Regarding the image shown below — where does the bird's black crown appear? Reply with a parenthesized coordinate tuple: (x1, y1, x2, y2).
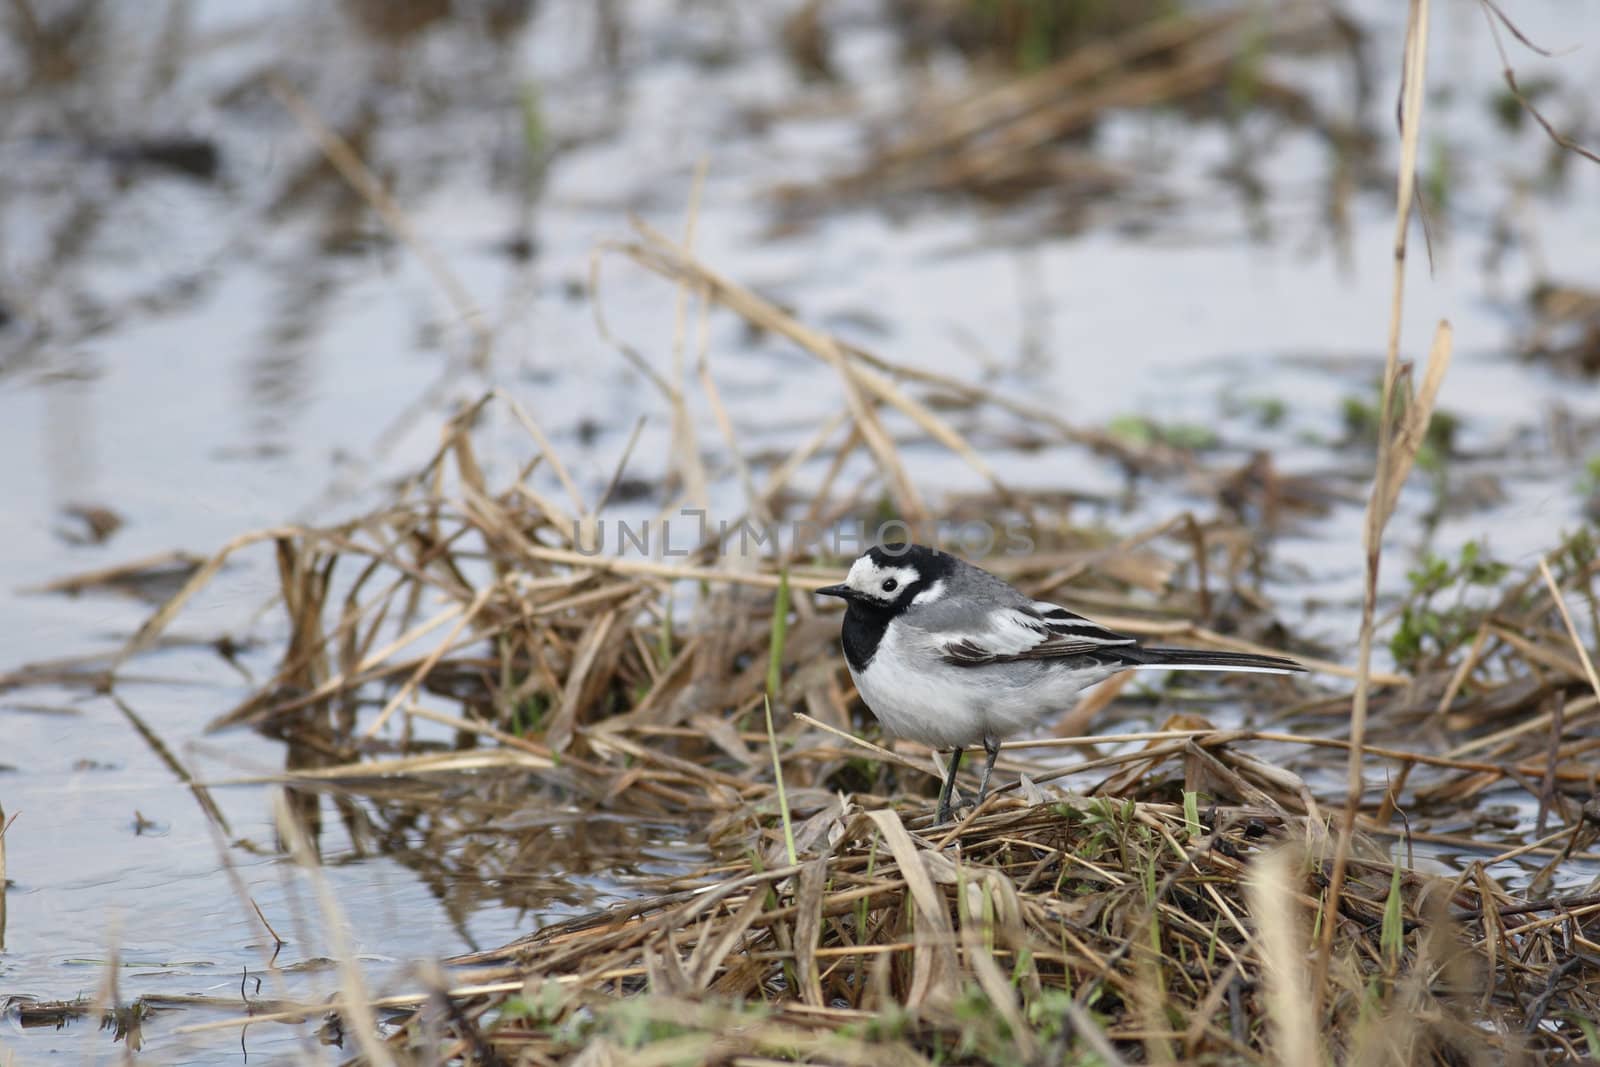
(863, 542, 957, 578)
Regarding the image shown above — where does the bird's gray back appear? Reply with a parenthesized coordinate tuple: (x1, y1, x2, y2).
(902, 556, 1031, 635)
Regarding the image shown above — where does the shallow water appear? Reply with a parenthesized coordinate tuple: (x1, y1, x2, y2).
(3, 0, 1599, 1059)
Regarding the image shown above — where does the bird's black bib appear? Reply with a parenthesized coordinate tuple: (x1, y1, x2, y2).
(840, 606, 891, 672)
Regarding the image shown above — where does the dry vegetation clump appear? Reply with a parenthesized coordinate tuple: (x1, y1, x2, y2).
(382, 776, 1600, 1065)
(778, 2, 1374, 224)
(1521, 281, 1600, 379)
(109, 220, 1334, 840)
(79, 223, 1600, 1064)
(883, 0, 1183, 70)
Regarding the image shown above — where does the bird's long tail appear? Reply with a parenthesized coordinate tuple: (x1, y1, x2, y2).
(1128, 647, 1304, 675)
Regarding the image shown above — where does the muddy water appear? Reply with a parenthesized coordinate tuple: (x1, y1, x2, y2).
(2, 0, 1599, 1059)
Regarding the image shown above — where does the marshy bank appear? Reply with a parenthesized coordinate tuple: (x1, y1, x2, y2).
(3, 0, 1600, 1062)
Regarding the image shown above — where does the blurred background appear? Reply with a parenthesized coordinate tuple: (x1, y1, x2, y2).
(2, 0, 1599, 1059)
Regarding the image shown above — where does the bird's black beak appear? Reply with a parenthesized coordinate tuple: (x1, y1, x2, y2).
(815, 583, 854, 602)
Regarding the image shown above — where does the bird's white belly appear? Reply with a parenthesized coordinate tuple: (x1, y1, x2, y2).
(848, 624, 1112, 749)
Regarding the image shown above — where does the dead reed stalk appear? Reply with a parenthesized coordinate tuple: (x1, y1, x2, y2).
(1317, 0, 1453, 998)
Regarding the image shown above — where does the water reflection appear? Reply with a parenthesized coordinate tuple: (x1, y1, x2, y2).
(270, 758, 705, 954)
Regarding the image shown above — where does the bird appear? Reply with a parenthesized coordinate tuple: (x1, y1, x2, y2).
(815, 543, 1304, 824)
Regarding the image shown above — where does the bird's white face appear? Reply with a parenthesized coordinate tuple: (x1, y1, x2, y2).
(841, 555, 922, 606)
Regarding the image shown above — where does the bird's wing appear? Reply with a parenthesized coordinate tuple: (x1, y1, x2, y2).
(938, 602, 1139, 666)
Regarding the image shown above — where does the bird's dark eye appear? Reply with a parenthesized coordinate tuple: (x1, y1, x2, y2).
(882, 578, 898, 592)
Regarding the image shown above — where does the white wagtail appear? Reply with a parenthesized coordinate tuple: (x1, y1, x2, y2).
(816, 543, 1304, 823)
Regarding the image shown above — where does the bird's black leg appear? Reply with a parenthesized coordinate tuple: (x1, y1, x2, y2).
(935, 747, 964, 824)
(976, 737, 1001, 807)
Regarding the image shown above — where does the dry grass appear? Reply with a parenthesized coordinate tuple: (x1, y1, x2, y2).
(11, 171, 1599, 1065)
(10, 2, 1600, 1063)
(777, 2, 1373, 229)
(9, 210, 1597, 1064)
(1318, 0, 1449, 999)
(54, 218, 1598, 1060)
(380, 794, 1590, 1064)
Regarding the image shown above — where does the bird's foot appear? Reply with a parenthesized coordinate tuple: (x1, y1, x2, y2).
(937, 792, 982, 827)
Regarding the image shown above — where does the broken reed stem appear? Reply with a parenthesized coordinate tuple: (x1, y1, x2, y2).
(515, 543, 820, 590)
(1317, 0, 1433, 1000)
(273, 791, 398, 1067)
(1537, 556, 1600, 707)
(766, 570, 799, 866)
